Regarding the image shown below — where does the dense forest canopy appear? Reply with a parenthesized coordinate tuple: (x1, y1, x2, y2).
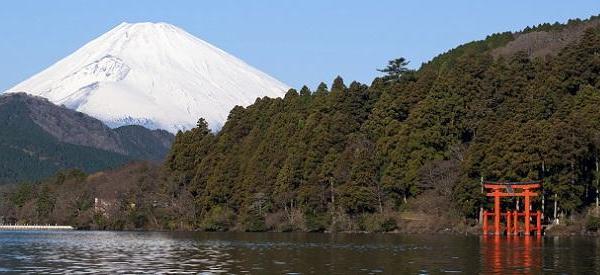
(161, 18, 600, 229)
(3, 16, 600, 232)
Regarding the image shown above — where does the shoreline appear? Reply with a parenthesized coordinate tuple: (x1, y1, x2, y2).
(1, 223, 597, 237)
(50, 225, 596, 237)
(0, 225, 74, 231)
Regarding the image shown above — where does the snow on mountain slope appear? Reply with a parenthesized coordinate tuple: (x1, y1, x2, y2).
(6, 22, 289, 132)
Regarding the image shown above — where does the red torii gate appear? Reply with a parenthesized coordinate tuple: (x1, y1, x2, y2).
(482, 180, 542, 236)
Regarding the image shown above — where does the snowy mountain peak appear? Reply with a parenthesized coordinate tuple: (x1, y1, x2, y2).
(6, 22, 289, 132)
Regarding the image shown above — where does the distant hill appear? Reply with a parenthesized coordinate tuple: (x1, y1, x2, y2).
(114, 125, 174, 160)
(0, 93, 174, 183)
(4, 15, 600, 233)
(423, 15, 600, 72)
(492, 16, 600, 58)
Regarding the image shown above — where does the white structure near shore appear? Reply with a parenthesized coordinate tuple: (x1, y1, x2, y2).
(0, 224, 74, 230)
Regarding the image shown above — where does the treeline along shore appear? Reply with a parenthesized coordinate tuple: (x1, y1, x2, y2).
(4, 16, 600, 234)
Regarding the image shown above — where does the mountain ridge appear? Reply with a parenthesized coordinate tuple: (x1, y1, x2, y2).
(7, 22, 289, 132)
(0, 93, 174, 183)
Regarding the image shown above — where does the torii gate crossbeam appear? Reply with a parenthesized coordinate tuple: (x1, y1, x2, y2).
(482, 181, 542, 236)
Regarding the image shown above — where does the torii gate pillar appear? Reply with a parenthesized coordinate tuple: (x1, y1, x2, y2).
(482, 181, 542, 236)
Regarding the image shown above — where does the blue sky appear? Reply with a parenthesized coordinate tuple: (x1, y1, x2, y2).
(0, 1, 599, 91)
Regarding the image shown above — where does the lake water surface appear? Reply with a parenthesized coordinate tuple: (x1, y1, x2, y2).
(0, 231, 598, 274)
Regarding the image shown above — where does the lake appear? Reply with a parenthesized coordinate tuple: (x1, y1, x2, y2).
(0, 231, 598, 274)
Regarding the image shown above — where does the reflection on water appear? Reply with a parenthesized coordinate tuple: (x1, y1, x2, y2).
(0, 231, 598, 274)
(480, 235, 600, 274)
(481, 235, 543, 274)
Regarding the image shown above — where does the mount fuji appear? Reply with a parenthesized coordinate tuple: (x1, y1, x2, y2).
(6, 22, 289, 132)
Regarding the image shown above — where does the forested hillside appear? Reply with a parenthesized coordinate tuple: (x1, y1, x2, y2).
(0, 95, 131, 183)
(162, 16, 600, 231)
(0, 93, 174, 183)
(4, 16, 600, 232)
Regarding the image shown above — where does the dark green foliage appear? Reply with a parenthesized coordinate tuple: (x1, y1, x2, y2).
(377, 57, 415, 83)
(586, 215, 600, 231)
(304, 212, 329, 232)
(360, 213, 397, 232)
(238, 211, 267, 232)
(0, 93, 174, 184)
(200, 205, 235, 231)
(160, 17, 600, 230)
(5, 16, 600, 232)
(0, 98, 132, 183)
(521, 15, 600, 34)
(114, 125, 174, 160)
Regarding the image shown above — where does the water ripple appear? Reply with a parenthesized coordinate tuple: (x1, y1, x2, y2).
(0, 231, 597, 274)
